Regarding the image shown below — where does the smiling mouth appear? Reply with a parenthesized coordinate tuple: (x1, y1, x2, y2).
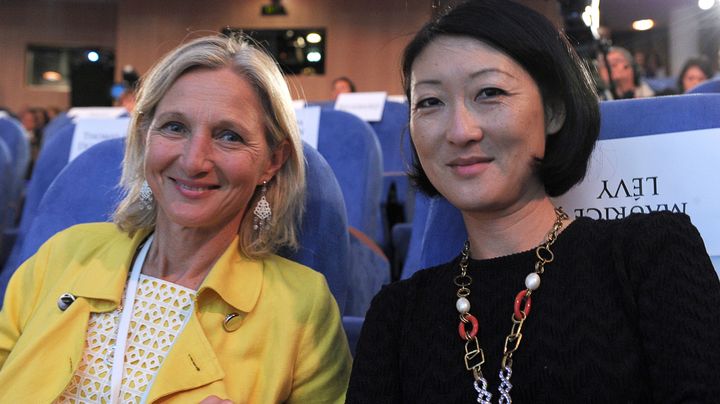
(448, 157, 494, 167)
(447, 157, 493, 176)
(171, 178, 221, 191)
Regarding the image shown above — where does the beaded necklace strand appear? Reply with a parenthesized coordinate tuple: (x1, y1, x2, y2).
(455, 207, 568, 403)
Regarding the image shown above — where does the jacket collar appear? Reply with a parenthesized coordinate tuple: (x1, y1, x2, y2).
(197, 236, 263, 313)
(68, 229, 152, 310)
(68, 229, 263, 314)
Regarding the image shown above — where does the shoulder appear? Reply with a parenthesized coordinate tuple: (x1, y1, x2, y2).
(38, 222, 133, 262)
(601, 212, 714, 284)
(261, 255, 336, 310)
(263, 254, 328, 288)
(46, 222, 128, 247)
(603, 211, 702, 246)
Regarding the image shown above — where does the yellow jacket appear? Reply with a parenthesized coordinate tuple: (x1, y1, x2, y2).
(0, 223, 351, 403)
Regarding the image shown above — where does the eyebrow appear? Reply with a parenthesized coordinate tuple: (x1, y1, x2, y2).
(413, 67, 517, 88)
(153, 111, 184, 122)
(153, 110, 251, 132)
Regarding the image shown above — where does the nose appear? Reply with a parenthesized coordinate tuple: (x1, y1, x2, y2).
(180, 132, 213, 176)
(446, 102, 483, 145)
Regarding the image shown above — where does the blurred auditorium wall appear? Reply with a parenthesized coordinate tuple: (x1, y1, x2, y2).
(1, 0, 559, 111)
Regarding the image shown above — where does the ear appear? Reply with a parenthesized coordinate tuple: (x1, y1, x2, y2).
(544, 100, 566, 135)
(260, 139, 291, 184)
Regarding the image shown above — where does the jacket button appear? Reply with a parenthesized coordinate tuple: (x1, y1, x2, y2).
(223, 313, 243, 332)
(57, 293, 76, 311)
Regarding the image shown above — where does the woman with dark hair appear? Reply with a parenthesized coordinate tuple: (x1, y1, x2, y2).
(347, 0, 720, 402)
(678, 56, 714, 93)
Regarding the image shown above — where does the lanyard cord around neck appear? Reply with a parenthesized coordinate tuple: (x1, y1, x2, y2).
(110, 233, 154, 404)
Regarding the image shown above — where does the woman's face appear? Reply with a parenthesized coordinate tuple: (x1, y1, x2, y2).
(409, 36, 562, 216)
(145, 66, 288, 232)
(682, 65, 708, 93)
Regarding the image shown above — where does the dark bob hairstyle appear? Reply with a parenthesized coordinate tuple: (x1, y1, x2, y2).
(402, 0, 601, 197)
(677, 56, 714, 93)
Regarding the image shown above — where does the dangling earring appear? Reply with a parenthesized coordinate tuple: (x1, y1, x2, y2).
(139, 180, 154, 210)
(253, 181, 272, 232)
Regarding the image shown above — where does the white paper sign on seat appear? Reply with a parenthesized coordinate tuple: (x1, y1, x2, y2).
(67, 107, 128, 120)
(295, 106, 321, 149)
(334, 92, 387, 122)
(69, 117, 130, 162)
(553, 128, 720, 256)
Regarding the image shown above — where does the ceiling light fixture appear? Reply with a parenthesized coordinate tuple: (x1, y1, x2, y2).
(698, 0, 715, 10)
(632, 19, 654, 31)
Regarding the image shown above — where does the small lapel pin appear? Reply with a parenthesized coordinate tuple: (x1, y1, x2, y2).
(57, 293, 77, 311)
(223, 312, 243, 332)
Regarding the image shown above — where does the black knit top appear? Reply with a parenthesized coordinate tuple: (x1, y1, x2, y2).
(347, 212, 720, 403)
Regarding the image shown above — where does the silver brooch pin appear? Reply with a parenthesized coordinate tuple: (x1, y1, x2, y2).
(57, 293, 77, 311)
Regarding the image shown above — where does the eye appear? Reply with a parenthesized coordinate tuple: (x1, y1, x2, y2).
(475, 87, 506, 100)
(414, 97, 444, 110)
(216, 130, 244, 143)
(158, 121, 186, 133)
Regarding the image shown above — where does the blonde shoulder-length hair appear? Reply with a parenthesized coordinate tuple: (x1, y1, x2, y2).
(113, 34, 305, 259)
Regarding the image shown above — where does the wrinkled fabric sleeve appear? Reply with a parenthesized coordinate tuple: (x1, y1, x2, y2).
(620, 212, 720, 402)
(287, 275, 352, 403)
(0, 239, 52, 368)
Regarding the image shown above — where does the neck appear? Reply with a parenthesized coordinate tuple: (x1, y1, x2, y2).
(143, 218, 240, 289)
(461, 197, 568, 260)
(614, 80, 635, 97)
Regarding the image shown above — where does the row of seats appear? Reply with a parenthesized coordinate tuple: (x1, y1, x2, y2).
(0, 115, 31, 265)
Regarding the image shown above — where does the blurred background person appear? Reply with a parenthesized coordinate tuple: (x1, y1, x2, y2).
(331, 76, 356, 100)
(677, 56, 714, 93)
(598, 46, 655, 99)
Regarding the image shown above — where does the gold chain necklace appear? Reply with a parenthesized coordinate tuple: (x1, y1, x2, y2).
(454, 207, 568, 403)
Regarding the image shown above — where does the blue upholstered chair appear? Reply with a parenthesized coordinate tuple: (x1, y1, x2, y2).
(317, 109, 384, 244)
(0, 140, 13, 252)
(1, 123, 76, 274)
(316, 109, 390, 316)
(0, 138, 353, 312)
(402, 94, 720, 276)
(368, 101, 411, 171)
(0, 136, 374, 353)
(398, 191, 431, 280)
(0, 116, 31, 265)
(369, 101, 414, 252)
(39, 112, 73, 148)
(687, 79, 720, 94)
(0, 116, 30, 225)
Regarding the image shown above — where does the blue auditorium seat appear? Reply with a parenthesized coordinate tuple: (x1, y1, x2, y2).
(317, 109, 384, 244)
(368, 101, 412, 187)
(398, 191, 431, 280)
(0, 116, 30, 223)
(403, 94, 720, 275)
(0, 116, 31, 265)
(0, 137, 377, 353)
(0, 140, 13, 252)
(0, 139, 353, 313)
(2, 124, 76, 274)
(316, 109, 389, 316)
(368, 101, 414, 246)
(687, 78, 720, 94)
(39, 112, 72, 148)
(645, 77, 677, 94)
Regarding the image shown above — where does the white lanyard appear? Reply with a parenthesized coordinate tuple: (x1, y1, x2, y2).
(110, 233, 154, 404)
